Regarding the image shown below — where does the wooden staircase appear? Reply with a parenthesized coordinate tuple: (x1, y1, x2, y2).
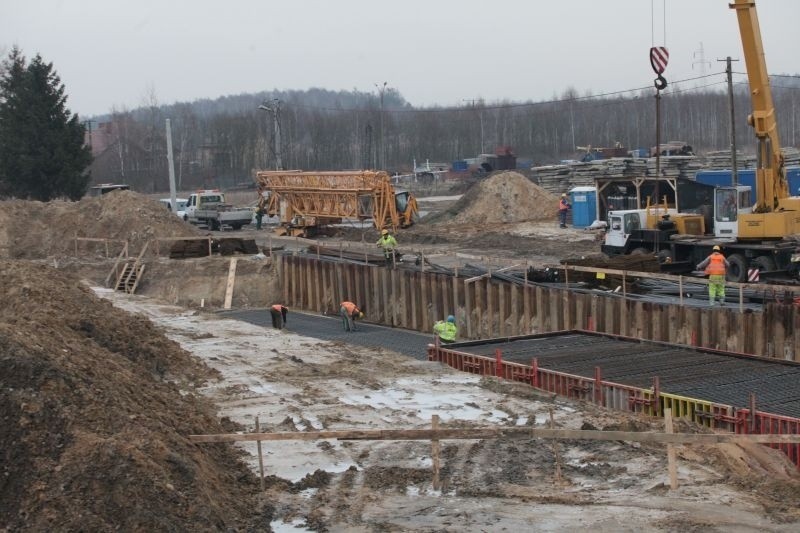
(106, 241, 148, 294)
(115, 261, 145, 293)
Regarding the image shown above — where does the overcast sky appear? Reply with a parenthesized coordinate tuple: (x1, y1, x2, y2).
(1, 0, 798, 117)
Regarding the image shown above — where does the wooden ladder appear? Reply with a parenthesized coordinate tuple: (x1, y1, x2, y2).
(113, 241, 149, 294)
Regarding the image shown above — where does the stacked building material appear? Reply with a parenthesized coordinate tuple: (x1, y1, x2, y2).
(703, 150, 754, 170)
(532, 156, 701, 193)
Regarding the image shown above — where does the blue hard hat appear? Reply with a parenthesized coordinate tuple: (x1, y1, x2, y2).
(447, 315, 455, 323)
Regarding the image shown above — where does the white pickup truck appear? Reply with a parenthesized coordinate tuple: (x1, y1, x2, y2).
(184, 190, 252, 230)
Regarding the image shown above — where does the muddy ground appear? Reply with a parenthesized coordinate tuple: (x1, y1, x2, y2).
(3, 180, 800, 531)
(101, 290, 800, 531)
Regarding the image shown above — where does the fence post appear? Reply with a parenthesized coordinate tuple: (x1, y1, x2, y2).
(594, 366, 603, 405)
(495, 348, 503, 378)
(255, 416, 265, 492)
(431, 414, 441, 491)
(531, 357, 539, 388)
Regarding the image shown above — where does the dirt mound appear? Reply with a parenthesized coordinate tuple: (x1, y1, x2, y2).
(0, 190, 202, 259)
(0, 261, 264, 531)
(425, 171, 560, 224)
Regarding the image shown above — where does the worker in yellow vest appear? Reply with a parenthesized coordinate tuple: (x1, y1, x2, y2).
(376, 229, 398, 263)
(433, 315, 457, 344)
(696, 245, 730, 305)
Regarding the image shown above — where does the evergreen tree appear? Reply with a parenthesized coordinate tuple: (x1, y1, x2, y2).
(0, 47, 92, 201)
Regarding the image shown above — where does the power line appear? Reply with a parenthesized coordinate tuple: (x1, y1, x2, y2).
(286, 72, 727, 115)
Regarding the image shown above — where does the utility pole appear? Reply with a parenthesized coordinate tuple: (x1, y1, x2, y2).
(165, 119, 177, 213)
(258, 99, 283, 170)
(463, 99, 485, 154)
(718, 56, 740, 185)
(375, 82, 387, 169)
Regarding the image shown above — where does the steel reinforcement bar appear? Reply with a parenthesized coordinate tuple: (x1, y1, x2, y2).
(428, 343, 799, 466)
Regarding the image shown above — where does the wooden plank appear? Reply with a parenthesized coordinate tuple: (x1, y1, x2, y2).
(548, 288, 560, 331)
(431, 274, 440, 328)
(523, 284, 531, 335)
(320, 262, 329, 313)
(498, 283, 506, 337)
(431, 415, 441, 491)
(304, 259, 313, 310)
(562, 285, 571, 330)
(223, 258, 238, 310)
(535, 287, 545, 333)
(335, 263, 344, 311)
(380, 267, 390, 324)
(453, 270, 460, 329)
(664, 408, 678, 490)
(510, 283, 519, 336)
(256, 416, 265, 492)
(421, 272, 431, 332)
(476, 279, 485, 338)
(464, 279, 473, 340)
(281, 256, 289, 307)
(487, 281, 495, 336)
(410, 272, 419, 331)
(391, 267, 399, 327)
(189, 427, 800, 445)
(652, 303, 662, 342)
(399, 269, 408, 329)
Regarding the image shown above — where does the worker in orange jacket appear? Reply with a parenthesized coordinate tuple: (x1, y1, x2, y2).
(696, 245, 730, 305)
(270, 304, 288, 329)
(339, 301, 363, 332)
(558, 193, 571, 228)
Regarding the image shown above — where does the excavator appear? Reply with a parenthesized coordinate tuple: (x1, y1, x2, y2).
(254, 170, 418, 237)
(601, 0, 800, 282)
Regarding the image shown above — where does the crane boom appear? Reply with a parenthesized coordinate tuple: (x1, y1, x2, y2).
(730, 0, 787, 211)
(254, 170, 418, 237)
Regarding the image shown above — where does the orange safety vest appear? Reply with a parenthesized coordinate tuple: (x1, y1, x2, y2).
(704, 253, 726, 276)
(559, 198, 569, 211)
(341, 301, 359, 314)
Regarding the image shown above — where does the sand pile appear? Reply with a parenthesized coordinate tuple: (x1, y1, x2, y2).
(0, 190, 202, 259)
(0, 261, 263, 531)
(426, 171, 560, 225)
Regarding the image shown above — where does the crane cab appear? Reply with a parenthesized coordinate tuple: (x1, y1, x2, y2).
(713, 186, 752, 238)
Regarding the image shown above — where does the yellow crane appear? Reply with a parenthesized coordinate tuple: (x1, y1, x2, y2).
(731, 0, 800, 237)
(254, 170, 418, 237)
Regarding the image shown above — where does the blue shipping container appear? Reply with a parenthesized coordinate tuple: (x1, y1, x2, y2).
(569, 187, 597, 228)
(451, 160, 468, 171)
(694, 167, 800, 195)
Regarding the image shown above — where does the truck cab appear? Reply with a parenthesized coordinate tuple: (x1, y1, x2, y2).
(601, 208, 680, 256)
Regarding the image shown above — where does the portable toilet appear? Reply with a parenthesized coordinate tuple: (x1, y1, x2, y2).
(569, 186, 597, 228)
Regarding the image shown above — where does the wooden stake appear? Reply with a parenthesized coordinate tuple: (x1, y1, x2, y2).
(664, 408, 678, 490)
(549, 408, 563, 483)
(431, 415, 441, 491)
(256, 416, 265, 492)
(223, 258, 238, 309)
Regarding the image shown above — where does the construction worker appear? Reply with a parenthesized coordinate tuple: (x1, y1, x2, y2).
(376, 229, 398, 262)
(254, 205, 265, 230)
(269, 304, 288, 329)
(696, 245, 730, 305)
(339, 301, 363, 332)
(558, 193, 571, 228)
(433, 315, 457, 344)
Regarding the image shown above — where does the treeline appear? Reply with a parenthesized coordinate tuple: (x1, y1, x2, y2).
(89, 78, 800, 193)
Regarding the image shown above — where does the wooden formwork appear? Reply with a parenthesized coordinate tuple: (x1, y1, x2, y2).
(280, 255, 800, 361)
